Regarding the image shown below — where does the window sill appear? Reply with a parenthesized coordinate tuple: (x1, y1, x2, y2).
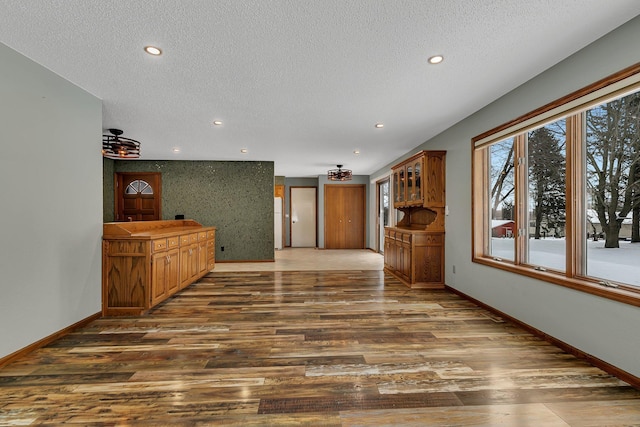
(472, 256, 640, 308)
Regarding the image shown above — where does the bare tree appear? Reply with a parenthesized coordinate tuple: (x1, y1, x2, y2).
(490, 139, 515, 220)
(586, 92, 640, 248)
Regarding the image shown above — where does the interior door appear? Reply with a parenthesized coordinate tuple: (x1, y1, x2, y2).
(115, 172, 161, 221)
(290, 187, 317, 247)
(325, 184, 365, 249)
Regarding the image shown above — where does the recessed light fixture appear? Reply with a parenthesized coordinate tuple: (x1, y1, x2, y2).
(428, 55, 444, 64)
(240, 148, 248, 154)
(213, 120, 223, 126)
(144, 46, 162, 56)
(375, 123, 384, 128)
(354, 150, 360, 155)
(172, 147, 181, 153)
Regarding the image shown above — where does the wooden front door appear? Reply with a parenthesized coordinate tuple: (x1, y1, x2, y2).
(324, 184, 365, 249)
(115, 172, 161, 221)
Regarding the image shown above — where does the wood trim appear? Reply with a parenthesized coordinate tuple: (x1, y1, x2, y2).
(514, 134, 526, 266)
(0, 312, 102, 368)
(472, 62, 640, 144)
(565, 114, 583, 277)
(445, 285, 640, 389)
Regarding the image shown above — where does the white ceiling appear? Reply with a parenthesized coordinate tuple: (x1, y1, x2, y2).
(1, 1, 640, 177)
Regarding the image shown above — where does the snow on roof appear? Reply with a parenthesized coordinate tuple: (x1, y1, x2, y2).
(586, 209, 632, 224)
(492, 220, 515, 228)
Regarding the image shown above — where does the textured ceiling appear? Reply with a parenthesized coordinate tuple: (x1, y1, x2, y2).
(1, 1, 640, 177)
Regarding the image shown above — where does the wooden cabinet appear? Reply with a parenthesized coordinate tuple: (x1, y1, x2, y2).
(393, 151, 445, 209)
(386, 150, 446, 288)
(103, 220, 216, 316)
(384, 228, 444, 288)
(206, 229, 216, 270)
(150, 235, 180, 306)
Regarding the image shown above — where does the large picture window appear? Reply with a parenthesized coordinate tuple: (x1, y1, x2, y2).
(472, 64, 640, 306)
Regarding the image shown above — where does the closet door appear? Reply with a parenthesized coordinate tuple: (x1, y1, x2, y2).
(324, 184, 365, 249)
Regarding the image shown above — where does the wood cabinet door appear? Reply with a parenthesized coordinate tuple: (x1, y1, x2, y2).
(324, 184, 365, 249)
(166, 248, 180, 295)
(151, 251, 167, 305)
(197, 240, 208, 275)
(179, 245, 193, 288)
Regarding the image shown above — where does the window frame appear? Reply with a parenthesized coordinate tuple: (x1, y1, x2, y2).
(472, 63, 640, 307)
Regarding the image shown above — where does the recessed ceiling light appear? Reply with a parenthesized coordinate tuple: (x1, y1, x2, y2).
(172, 147, 181, 153)
(428, 55, 444, 64)
(213, 120, 223, 126)
(354, 150, 360, 155)
(240, 148, 248, 154)
(144, 46, 162, 56)
(375, 123, 384, 128)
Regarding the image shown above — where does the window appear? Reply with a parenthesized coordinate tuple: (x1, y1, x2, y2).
(125, 179, 153, 195)
(472, 64, 640, 306)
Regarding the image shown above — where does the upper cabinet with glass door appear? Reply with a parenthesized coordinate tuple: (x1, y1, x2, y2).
(392, 151, 446, 209)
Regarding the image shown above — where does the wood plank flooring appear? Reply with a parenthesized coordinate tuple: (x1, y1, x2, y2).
(1, 270, 639, 426)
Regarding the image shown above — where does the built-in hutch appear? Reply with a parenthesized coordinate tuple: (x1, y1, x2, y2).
(385, 150, 446, 288)
(102, 219, 216, 316)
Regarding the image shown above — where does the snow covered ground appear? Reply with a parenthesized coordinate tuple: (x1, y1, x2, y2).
(490, 238, 640, 287)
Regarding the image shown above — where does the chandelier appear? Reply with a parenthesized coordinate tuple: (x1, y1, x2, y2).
(327, 165, 352, 181)
(102, 129, 141, 159)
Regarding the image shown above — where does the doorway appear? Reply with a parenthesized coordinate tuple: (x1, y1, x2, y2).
(376, 178, 390, 253)
(290, 187, 317, 247)
(115, 172, 161, 221)
(324, 184, 365, 249)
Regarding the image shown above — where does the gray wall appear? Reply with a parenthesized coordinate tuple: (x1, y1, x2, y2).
(109, 160, 274, 261)
(0, 43, 103, 359)
(370, 16, 640, 377)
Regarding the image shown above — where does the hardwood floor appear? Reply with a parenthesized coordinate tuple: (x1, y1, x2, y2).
(1, 269, 639, 426)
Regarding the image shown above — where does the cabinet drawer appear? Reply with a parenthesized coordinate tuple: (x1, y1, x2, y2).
(180, 235, 191, 246)
(400, 233, 412, 243)
(190, 233, 199, 243)
(207, 230, 216, 239)
(152, 239, 167, 252)
(167, 236, 179, 248)
(198, 231, 208, 241)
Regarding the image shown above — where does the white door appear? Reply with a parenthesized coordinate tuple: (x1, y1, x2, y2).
(291, 187, 316, 247)
(274, 197, 283, 250)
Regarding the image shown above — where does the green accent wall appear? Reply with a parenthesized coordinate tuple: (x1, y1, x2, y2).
(106, 160, 274, 261)
(103, 158, 115, 223)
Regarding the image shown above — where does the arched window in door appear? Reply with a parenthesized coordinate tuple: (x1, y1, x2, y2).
(125, 179, 154, 195)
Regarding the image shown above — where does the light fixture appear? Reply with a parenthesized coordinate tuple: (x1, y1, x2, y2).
(240, 148, 248, 153)
(213, 120, 223, 126)
(144, 45, 162, 56)
(375, 123, 384, 128)
(353, 150, 360, 155)
(172, 147, 181, 153)
(428, 55, 444, 64)
(327, 164, 352, 181)
(102, 129, 141, 159)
